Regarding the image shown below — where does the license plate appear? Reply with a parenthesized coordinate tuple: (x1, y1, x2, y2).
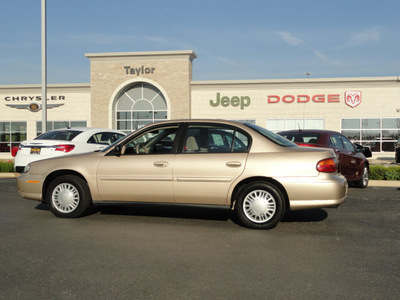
(30, 147, 41, 155)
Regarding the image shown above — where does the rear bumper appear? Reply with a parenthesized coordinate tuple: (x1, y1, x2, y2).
(277, 174, 348, 210)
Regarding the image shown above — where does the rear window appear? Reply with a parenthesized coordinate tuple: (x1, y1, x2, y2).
(245, 124, 296, 147)
(280, 132, 320, 144)
(35, 130, 83, 141)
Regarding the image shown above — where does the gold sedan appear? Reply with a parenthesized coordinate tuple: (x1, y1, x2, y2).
(17, 120, 347, 229)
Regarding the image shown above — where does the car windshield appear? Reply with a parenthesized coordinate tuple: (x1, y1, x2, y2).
(35, 130, 83, 141)
(280, 132, 321, 144)
(245, 124, 296, 147)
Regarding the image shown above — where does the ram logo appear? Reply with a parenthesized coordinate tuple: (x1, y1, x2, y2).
(345, 91, 362, 108)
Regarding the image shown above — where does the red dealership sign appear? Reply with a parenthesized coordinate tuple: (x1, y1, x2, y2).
(345, 91, 362, 108)
(267, 91, 361, 108)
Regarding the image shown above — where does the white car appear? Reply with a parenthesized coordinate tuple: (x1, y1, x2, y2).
(14, 128, 126, 173)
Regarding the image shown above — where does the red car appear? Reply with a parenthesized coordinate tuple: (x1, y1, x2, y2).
(278, 129, 371, 188)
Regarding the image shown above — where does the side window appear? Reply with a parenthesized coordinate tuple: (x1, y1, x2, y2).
(330, 135, 343, 149)
(340, 136, 355, 152)
(233, 131, 249, 152)
(184, 125, 249, 154)
(123, 126, 178, 155)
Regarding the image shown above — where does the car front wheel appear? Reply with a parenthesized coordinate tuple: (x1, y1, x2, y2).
(235, 182, 285, 229)
(355, 166, 369, 188)
(46, 175, 92, 218)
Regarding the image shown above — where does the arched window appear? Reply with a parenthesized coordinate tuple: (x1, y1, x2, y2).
(115, 83, 168, 133)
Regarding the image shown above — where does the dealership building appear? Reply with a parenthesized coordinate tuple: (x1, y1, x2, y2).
(1, 50, 399, 160)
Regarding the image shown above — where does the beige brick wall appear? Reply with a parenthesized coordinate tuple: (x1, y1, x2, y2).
(86, 51, 196, 128)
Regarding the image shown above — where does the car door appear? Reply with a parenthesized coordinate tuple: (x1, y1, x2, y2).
(96, 125, 179, 202)
(330, 134, 358, 179)
(339, 135, 364, 180)
(173, 123, 249, 205)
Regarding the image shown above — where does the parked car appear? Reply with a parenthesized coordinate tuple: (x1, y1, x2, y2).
(395, 138, 400, 163)
(14, 128, 126, 173)
(278, 129, 370, 188)
(17, 120, 347, 229)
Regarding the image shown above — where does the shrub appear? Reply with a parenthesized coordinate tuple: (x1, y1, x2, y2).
(369, 166, 387, 180)
(385, 167, 400, 181)
(370, 165, 400, 181)
(0, 161, 14, 172)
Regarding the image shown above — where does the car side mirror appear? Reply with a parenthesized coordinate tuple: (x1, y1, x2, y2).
(114, 144, 121, 157)
(354, 143, 372, 158)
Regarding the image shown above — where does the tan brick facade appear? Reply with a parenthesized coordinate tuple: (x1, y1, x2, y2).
(85, 51, 196, 128)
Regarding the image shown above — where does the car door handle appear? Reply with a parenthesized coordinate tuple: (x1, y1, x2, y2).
(226, 161, 242, 168)
(154, 161, 169, 168)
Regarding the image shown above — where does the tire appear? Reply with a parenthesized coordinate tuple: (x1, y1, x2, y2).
(46, 175, 92, 218)
(355, 165, 369, 189)
(235, 182, 285, 229)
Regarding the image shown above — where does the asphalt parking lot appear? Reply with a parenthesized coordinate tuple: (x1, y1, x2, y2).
(1, 178, 399, 299)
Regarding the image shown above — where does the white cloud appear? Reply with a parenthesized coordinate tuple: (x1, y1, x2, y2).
(313, 50, 341, 66)
(342, 27, 382, 48)
(216, 56, 242, 67)
(275, 31, 304, 46)
(350, 27, 380, 45)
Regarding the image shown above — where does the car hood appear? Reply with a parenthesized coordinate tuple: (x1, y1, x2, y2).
(26, 151, 105, 176)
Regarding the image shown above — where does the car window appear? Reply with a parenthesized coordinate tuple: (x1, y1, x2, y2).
(330, 135, 343, 149)
(87, 132, 125, 145)
(280, 132, 320, 144)
(340, 136, 355, 152)
(35, 130, 82, 141)
(184, 125, 249, 153)
(123, 126, 178, 155)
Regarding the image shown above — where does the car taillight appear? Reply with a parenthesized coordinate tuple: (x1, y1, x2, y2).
(11, 145, 20, 157)
(316, 158, 337, 173)
(55, 145, 75, 153)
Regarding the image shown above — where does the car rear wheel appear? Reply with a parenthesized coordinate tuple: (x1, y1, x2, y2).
(235, 182, 285, 229)
(355, 166, 369, 188)
(46, 175, 92, 218)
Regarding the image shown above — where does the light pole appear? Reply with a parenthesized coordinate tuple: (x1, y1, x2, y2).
(41, 0, 47, 132)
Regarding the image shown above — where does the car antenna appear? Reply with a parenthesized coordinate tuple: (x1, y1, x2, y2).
(65, 121, 71, 129)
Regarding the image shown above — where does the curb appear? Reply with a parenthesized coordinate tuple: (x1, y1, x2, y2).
(0, 173, 20, 178)
(1, 172, 399, 187)
(367, 180, 400, 187)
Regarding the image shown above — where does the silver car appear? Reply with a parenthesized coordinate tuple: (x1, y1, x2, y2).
(17, 120, 347, 229)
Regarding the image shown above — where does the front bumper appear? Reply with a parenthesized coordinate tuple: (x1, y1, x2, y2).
(17, 173, 45, 202)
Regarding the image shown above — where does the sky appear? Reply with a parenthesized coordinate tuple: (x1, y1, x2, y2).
(1, 0, 400, 85)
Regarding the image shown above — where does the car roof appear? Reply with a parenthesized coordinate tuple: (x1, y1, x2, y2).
(135, 119, 252, 128)
(278, 129, 341, 135)
(48, 127, 126, 134)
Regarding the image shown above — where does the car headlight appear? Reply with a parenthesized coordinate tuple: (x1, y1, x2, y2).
(23, 164, 31, 173)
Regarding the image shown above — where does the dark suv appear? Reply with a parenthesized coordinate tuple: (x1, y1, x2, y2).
(278, 129, 371, 188)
